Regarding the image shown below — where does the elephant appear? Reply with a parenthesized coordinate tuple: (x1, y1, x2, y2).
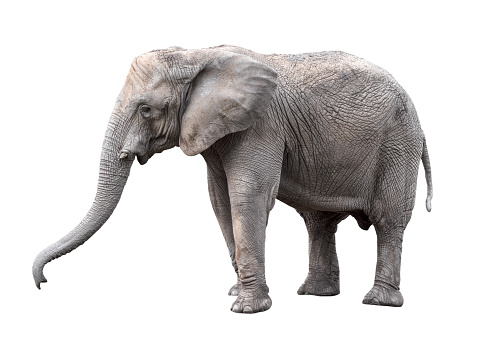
(33, 45, 433, 313)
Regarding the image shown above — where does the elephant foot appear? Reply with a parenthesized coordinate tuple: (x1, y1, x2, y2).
(228, 281, 241, 296)
(231, 286, 272, 313)
(362, 283, 404, 307)
(297, 274, 339, 296)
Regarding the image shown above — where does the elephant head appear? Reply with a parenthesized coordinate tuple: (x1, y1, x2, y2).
(33, 47, 277, 288)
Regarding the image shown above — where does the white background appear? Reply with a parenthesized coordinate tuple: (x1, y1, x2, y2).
(1, 1, 487, 351)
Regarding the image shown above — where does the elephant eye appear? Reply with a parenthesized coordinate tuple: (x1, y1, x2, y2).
(140, 105, 152, 119)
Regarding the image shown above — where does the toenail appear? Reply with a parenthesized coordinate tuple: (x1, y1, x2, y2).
(243, 306, 253, 313)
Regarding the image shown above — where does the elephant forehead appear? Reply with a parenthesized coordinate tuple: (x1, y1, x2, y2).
(121, 86, 171, 112)
(128, 52, 165, 87)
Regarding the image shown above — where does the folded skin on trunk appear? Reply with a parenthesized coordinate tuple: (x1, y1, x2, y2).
(32, 112, 134, 289)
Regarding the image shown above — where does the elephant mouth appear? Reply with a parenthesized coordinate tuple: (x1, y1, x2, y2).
(119, 149, 153, 165)
(137, 153, 150, 165)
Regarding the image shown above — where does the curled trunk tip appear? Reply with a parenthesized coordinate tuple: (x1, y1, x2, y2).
(33, 260, 48, 289)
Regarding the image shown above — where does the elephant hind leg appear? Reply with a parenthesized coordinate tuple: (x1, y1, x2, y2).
(363, 138, 420, 307)
(362, 217, 407, 307)
(297, 211, 348, 296)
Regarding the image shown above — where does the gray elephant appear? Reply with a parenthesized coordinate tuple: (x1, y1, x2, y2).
(33, 45, 433, 313)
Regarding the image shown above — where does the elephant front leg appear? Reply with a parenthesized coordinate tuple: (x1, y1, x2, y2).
(228, 171, 279, 313)
(205, 153, 240, 296)
(217, 133, 284, 313)
(229, 193, 274, 313)
(297, 211, 347, 296)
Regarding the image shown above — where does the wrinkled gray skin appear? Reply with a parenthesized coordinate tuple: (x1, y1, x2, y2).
(33, 45, 433, 313)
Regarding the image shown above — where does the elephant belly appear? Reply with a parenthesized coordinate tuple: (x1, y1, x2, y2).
(277, 152, 378, 213)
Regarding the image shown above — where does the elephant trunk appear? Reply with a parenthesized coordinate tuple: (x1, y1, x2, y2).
(33, 113, 134, 289)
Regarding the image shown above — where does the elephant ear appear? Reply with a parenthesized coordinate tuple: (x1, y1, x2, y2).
(179, 52, 277, 156)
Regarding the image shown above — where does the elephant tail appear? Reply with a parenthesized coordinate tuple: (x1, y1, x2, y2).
(421, 137, 433, 212)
